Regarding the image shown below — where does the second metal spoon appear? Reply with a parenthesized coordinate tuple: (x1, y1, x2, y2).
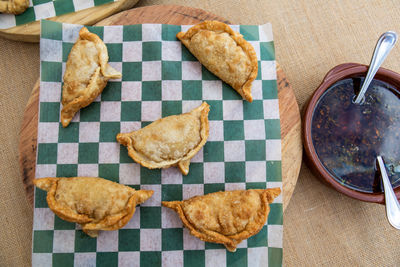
(376, 156, 400, 230)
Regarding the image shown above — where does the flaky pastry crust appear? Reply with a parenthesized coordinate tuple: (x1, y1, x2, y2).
(177, 21, 258, 102)
(34, 177, 153, 237)
(117, 102, 210, 175)
(162, 188, 281, 252)
(0, 0, 29, 14)
(61, 27, 122, 127)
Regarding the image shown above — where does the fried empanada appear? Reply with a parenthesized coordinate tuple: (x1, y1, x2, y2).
(117, 102, 210, 175)
(177, 21, 258, 102)
(0, 0, 29, 14)
(34, 177, 153, 237)
(61, 27, 122, 127)
(162, 188, 281, 252)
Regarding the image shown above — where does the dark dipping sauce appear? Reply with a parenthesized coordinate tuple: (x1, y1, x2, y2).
(311, 77, 400, 193)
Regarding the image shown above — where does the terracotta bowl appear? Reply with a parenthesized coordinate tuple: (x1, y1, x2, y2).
(303, 63, 400, 204)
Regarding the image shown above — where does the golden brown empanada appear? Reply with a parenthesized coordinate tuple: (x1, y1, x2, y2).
(162, 188, 281, 252)
(177, 21, 258, 102)
(0, 0, 29, 14)
(34, 177, 153, 237)
(61, 27, 122, 127)
(117, 102, 210, 175)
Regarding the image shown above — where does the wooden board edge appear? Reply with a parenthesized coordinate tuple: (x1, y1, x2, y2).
(96, 5, 230, 26)
(18, 80, 39, 206)
(0, 0, 138, 43)
(281, 121, 302, 210)
(277, 65, 302, 210)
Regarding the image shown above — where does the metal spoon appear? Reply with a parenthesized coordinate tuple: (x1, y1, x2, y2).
(376, 156, 400, 229)
(353, 31, 398, 104)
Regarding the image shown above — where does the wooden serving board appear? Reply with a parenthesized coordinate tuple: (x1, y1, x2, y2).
(0, 0, 138, 42)
(19, 5, 302, 212)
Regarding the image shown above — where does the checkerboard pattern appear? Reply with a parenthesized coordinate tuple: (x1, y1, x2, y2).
(0, 0, 116, 29)
(33, 20, 283, 267)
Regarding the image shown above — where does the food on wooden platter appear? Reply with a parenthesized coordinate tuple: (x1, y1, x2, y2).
(177, 20, 258, 102)
(117, 102, 210, 175)
(34, 177, 153, 237)
(61, 27, 122, 127)
(162, 188, 281, 251)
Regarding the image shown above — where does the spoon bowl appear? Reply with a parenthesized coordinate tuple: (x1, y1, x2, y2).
(377, 156, 400, 229)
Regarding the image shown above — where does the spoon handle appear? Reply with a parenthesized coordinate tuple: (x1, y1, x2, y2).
(377, 156, 400, 230)
(354, 31, 398, 104)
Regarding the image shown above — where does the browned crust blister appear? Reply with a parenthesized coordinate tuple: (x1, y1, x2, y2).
(177, 21, 258, 102)
(162, 188, 281, 252)
(116, 102, 210, 175)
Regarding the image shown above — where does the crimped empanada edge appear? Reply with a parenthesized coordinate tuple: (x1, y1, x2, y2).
(33, 177, 154, 236)
(224, 188, 282, 242)
(116, 102, 210, 175)
(162, 188, 281, 252)
(176, 21, 258, 102)
(162, 200, 237, 251)
(34, 177, 95, 224)
(61, 27, 122, 127)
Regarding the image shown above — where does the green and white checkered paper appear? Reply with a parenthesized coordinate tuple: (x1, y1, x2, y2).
(0, 0, 116, 29)
(33, 20, 283, 267)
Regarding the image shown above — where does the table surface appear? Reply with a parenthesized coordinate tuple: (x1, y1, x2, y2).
(1, 0, 400, 266)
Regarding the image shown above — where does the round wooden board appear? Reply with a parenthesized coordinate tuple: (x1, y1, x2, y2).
(0, 0, 138, 42)
(19, 5, 302, 211)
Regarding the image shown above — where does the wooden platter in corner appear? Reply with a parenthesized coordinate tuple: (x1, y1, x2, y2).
(0, 0, 138, 42)
(19, 5, 302, 211)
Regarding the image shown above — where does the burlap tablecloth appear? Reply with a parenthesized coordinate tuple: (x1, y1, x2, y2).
(1, 0, 400, 266)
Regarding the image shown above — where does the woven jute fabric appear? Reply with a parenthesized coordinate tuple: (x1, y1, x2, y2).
(1, 0, 400, 266)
